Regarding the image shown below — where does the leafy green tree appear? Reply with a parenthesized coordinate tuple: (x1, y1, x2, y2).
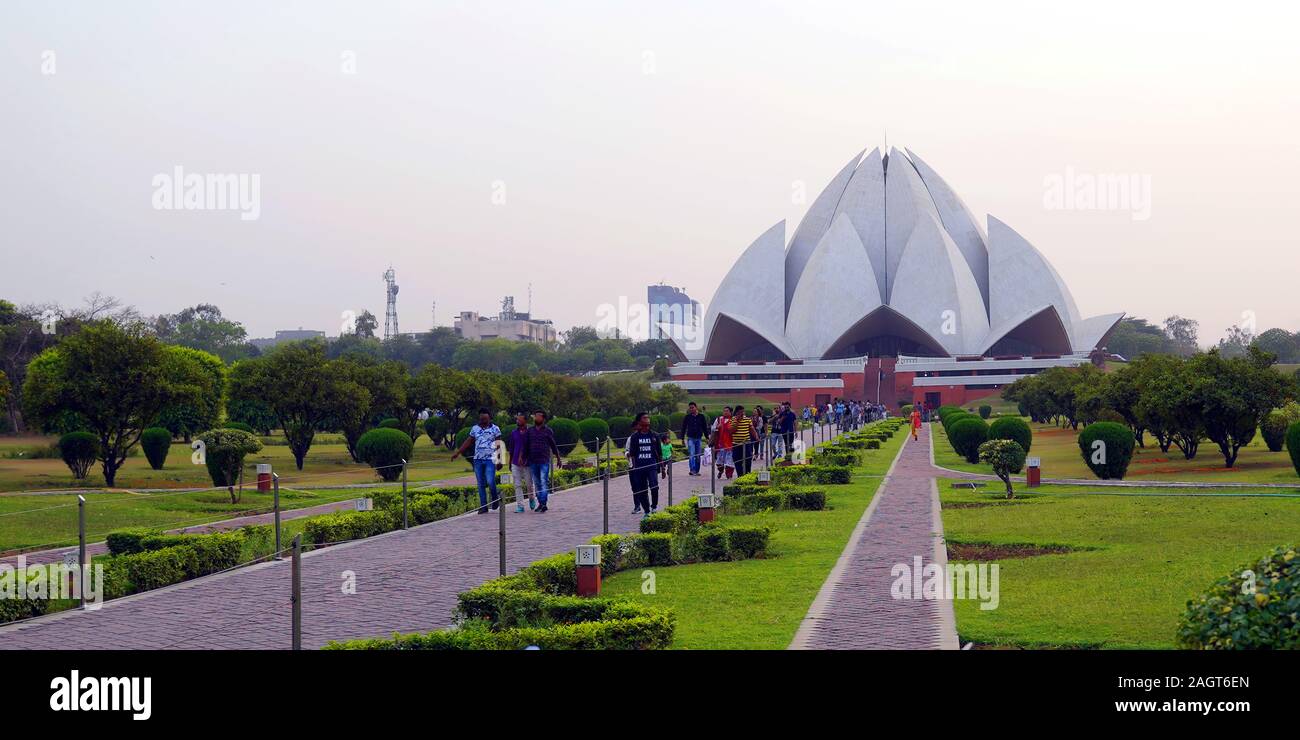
(1253, 328, 1300, 364)
(333, 357, 407, 461)
(353, 310, 379, 339)
(152, 304, 257, 363)
(196, 428, 264, 500)
(1189, 347, 1295, 467)
(157, 346, 225, 442)
(411, 365, 504, 446)
(225, 340, 369, 470)
(1135, 355, 1203, 458)
(22, 321, 197, 486)
(978, 439, 1026, 498)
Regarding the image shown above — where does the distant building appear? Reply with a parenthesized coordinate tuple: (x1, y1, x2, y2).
(647, 283, 700, 339)
(455, 310, 556, 345)
(249, 328, 326, 350)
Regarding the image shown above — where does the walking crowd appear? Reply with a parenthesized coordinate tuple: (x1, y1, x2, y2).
(449, 396, 895, 521)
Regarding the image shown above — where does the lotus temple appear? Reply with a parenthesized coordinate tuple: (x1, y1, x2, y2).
(655, 146, 1123, 410)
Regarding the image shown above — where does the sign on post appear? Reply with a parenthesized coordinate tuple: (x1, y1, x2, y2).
(354, 497, 374, 511)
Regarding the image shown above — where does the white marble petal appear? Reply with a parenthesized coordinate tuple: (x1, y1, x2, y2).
(1072, 312, 1126, 353)
(882, 147, 943, 303)
(889, 212, 990, 355)
(784, 150, 863, 311)
(785, 213, 884, 358)
(702, 220, 793, 360)
(831, 148, 888, 301)
(987, 215, 1082, 341)
(906, 148, 990, 312)
(976, 304, 1072, 356)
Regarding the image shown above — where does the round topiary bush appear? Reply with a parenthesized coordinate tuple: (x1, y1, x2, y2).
(668, 411, 686, 436)
(607, 416, 633, 445)
(356, 428, 414, 482)
(58, 431, 99, 480)
(900, 404, 913, 417)
(1287, 421, 1300, 478)
(988, 416, 1032, 454)
(1176, 544, 1300, 649)
(650, 414, 669, 434)
(423, 415, 448, 445)
(223, 421, 255, 434)
(978, 405, 992, 419)
(1261, 410, 1289, 452)
(454, 426, 471, 450)
(195, 428, 264, 495)
(550, 417, 580, 457)
(949, 417, 989, 464)
(1078, 421, 1135, 480)
(140, 427, 172, 470)
(378, 418, 402, 430)
(578, 417, 610, 453)
(942, 411, 972, 437)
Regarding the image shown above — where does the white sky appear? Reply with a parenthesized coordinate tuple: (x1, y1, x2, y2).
(2, 0, 1298, 345)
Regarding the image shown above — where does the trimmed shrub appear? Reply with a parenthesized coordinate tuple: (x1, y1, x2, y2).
(607, 416, 633, 445)
(356, 428, 414, 482)
(784, 490, 826, 511)
(140, 427, 172, 470)
(988, 416, 1033, 454)
(578, 417, 610, 453)
(407, 493, 452, 525)
(1078, 421, 1136, 480)
(305, 509, 397, 545)
(1176, 544, 1300, 649)
(978, 405, 992, 419)
(195, 428, 263, 491)
(725, 491, 783, 514)
(668, 412, 686, 437)
(1287, 422, 1300, 478)
(942, 410, 972, 435)
(773, 465, 851, 485)
(1262, 404, 1300, 453)
(683, 525, 729, 562)
(106, 527, 151, 556)
(453, 426, 471, 450)
(650, 414, 669, 435)
(949, 417, 989, 464)
(726, 525, 771, 559)
(636, 532, 674, 565)
(640, 513, 677, 534)
(58, 431, 99, 479)
(378, 417, 401, 430)
(423, 415, 448, 444)
(550, 417, 580, 456)
(590, 533, 625, 574)
(516, 553, 577, 595)
(328, 607, 674, 651)
(223, 421, 254, 434)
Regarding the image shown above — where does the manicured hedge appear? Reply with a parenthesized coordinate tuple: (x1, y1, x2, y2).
(356, 428, 413, 482)
(550, 418, 580, 456)
(949, 417, 989, 464)
(1078, 421, 1136, 480)
(607, 416, 633, 445)
(988, 416, 1032, 454)
(58, 431, 99, 479)
(304, 510, 398, 545)
(100, 530, 247, 600)
(140, 427, 172, 470)
(578, 417, 610, 453)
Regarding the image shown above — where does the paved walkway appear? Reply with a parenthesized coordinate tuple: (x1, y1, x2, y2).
(0, 427, 832, 650)
(791, 424, 959, 649)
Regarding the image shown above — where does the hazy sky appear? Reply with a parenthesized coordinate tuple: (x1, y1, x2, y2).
(3, 0, 1298, 345)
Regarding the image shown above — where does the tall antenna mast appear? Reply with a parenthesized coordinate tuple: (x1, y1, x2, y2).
(431, 300, 436, 329)
(382, 266, 400, 340)
(527, 283, 532, 316)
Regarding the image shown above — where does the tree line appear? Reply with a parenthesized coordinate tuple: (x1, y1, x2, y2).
(1003, 346, 1299, 468)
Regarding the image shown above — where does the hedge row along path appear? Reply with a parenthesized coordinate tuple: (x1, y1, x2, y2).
(792, 423, 960, 650)
(0, 474, 478, 570)
(0, 426, 838, 649)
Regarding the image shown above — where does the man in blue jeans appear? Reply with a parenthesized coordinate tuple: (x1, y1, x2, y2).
(450, 408, 502, 514)
(679, 401, 708, 476)
(524, 410, 563, 513)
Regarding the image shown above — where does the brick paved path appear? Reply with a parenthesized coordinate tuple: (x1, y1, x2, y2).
(0, 427, 832, 650)
(791, 423, 959, 649)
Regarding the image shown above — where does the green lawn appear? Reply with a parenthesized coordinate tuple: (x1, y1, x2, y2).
(598, 428, 905, 649)
(941, 482, 1300, 648)
(0, 433, 478, 493)
(0, 484, 403, 554)
(932, 418, 1300, 485)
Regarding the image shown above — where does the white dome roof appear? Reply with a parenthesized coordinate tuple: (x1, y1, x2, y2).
(683, 147, 1122, 362)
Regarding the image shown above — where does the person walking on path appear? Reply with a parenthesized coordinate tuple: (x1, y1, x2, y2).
(658, 432, 673, 479)
(625, 413, 660, 516)
(680, 401, 708, 476)
(777, 401, 796, 460)
(711, 406, 736, 479)
(451, 408, 502, 514)
(507, 413, 537, 512)
(731, 404, 754, 476)
(524, 411, 563, 513)
(910, 405, 923, 441)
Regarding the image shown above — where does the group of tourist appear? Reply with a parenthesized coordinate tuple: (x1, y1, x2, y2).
(449, 397, 893, 520)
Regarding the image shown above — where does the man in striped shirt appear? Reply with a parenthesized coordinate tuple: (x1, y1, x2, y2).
(731, 405, 754, 476)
